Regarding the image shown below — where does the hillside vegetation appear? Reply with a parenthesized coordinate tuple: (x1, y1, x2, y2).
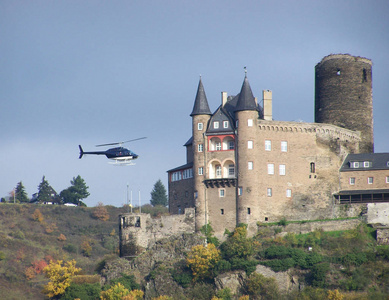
(0, 204, 388, 299)
(0, 203, 126, 299)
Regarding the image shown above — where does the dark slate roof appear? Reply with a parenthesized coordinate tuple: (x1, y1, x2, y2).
(184, 136, 193, 146)
(340, 153, 389, 172)
(167, 162, 193, 173)
(336, 189, 389, 195)
(235, 75, 257, 112)
(190, 78, 212, 116)
(206, 106, 235, 134)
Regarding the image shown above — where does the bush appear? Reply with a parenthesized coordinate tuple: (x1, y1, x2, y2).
(104, 274, 140, 292)
(60, 283, 101, 300)
(170, 268, 193, 288)
(310, 262, 330, 287)
(63, 243, 77, 253)
(244, 273, 279, 300)
(261, 258, 295, 272)
(230, 258, 258, 274)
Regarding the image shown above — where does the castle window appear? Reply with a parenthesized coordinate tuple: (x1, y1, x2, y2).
(363, 161, 371, 168)
(238, 187, 243, 195)
(194, 191, 198, 199)
(214, 121, 219, 129)
(247, 207, 251, 215)
(265, 140, 271, 151)
(248, 140, 253, 149)
(286, 189, 292, 198)
(386, 176, 389, 183)
(221, 209, 224, 215)
(216, 165, 222, 177)
(228, 164, 235, 176)
(267, 163, 274, 175)
(229, 141, 235, 150)
(219, 189, 225, 197)
(350, 177, 355, 185)
(267, 188, 272, 197)
(223, 121, 229, 128)
(310, 162, 316, 173)
(351, 162, 360, 168)
(265, 217, 268, 221)
(281, 141, 288, 152)
(198, 144, 203, 152)
(198, 167, 204, 175)
(198, 123, 203, 130)
(363, 69, 367, 82)
(171, 171, 182, 182)
(279, 164, 286, 176)
(248, 119, 253, 127)
(216, 142, 221, 151)
(183, 169, 193, 179)
(248, 161, 253, 170)
(368, 177, 373, 184)
(236, 120, 239, 128)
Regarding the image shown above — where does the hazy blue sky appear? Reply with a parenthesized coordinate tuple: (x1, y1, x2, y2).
(1, 1, 388, 207)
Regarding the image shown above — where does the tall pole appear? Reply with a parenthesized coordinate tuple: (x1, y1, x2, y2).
(127, 183, 129, 213)
(130, 190, 133, 213)
(139, 190, 141, 214)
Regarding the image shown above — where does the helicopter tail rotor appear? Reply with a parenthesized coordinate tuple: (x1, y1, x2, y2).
(79, 145, 84, 159)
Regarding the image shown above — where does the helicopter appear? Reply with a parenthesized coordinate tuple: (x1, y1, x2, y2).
(78, 137, 146, 165)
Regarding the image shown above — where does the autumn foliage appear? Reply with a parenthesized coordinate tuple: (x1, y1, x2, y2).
(186, 243, 221, 281)
(42, 259, 81, 298)
(91, 202, 110, 221)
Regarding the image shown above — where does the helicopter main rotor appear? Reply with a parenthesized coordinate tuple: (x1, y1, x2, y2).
(96, 137, 147, 147)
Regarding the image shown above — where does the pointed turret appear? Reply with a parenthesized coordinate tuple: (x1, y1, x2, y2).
(190, 78, 212, 116)
(235, 73, 257, 112)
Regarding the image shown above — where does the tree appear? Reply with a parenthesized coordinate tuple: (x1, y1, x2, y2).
(60, 175, 90, 205)
(186, 243, 221, 281)
(150, 179, 168, 207)
(37, 176, 55, 203)
(244, 273, 280, 300)
(15, 181, 29, 203)
(92, 202, 110, 221)
(42, 259, 81, 298)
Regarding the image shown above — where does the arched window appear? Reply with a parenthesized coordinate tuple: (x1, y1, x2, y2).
(222, 136, 235, 150)
(210, 137, 222, 151)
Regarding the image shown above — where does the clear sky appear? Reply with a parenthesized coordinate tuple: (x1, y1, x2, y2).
(1, 0, 388, 207)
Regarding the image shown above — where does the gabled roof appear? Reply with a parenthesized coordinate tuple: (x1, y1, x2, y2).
(206, 105, 235, 134)
(340, 153, 389, 172)
(235, 75, 257, 112)
(190, 78, 212, 116)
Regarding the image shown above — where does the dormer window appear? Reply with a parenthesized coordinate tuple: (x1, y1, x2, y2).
(223, 121, 229, 128)
(363, 161, 371, 168)
(214, 121, 219, 129)
(351, 161, 360, 168)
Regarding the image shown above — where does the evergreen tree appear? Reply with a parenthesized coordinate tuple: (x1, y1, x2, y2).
(60, 175, 89, 205)
(37, 176, 54, 203)
(150, 179, 168, 207)
(15, 181, 29, 203)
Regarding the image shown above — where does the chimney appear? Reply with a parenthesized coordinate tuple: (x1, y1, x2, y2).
(221, 91, 228, 107)
(263, 90, 272, 121)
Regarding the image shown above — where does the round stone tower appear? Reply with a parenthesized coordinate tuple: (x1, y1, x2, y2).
(315, 54, 373, 153)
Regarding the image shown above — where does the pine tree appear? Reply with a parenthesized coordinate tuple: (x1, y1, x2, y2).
(150, 179, 168, 207)
(60, 175, 89, 205)
(37, 176, 54, 203)
(15, 181, 29, 203)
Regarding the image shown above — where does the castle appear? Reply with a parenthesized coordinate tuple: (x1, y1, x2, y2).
(166, 54, 389, 237)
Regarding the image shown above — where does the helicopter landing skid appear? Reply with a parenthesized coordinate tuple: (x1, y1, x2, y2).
(109, 161, 135, 166)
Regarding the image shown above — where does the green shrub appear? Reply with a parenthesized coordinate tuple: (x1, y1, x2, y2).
(244, 272, 280, 300)
(342, 252, 368, 266)
(60, 283, 101, 300)
(0, 251, 6, 260)
(216, 288, 232, 300)
(213, 259, 232, 276)
(230, 258, 258, 274)
(310, 262, 330, 287)
(63, 243, 77, 253)
(103, 274, 139, 292)
(261, 258, 295, 272)
(170, 268, 193, 288)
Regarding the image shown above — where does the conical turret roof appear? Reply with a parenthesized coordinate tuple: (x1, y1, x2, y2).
(235, 74, 257, 112)
(190, 78, 212, 116)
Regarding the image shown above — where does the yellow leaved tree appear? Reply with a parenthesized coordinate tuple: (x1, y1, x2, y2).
(42, 259, 81, 298)
(186, 243, 221, 281)
(100, 282, 143, 300)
